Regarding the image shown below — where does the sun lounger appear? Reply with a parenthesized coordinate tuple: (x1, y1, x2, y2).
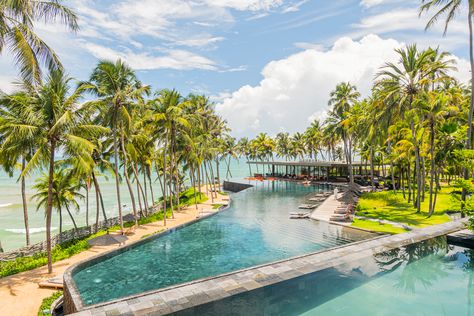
(298, 204, 317, 209)
(309, 197, 326, 202)
(289, 212, 310, 219)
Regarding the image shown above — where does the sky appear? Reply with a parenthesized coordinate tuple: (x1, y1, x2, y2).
(0, 0, 472, 138)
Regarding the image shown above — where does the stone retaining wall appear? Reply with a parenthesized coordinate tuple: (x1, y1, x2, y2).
(223, 181, 253, 192)
(0, 205, 161, 262)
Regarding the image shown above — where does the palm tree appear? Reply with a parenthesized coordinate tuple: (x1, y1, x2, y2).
(21, 69, 104, 274)
(325, 82, 360, 186)
(150, 89, 190, 219)
(420, 0, 474, 207)
(376, 45, 454, 212)
(32, 168, 84, 238)
(84, 59, 150, 233)
(0, 88, 39, 245)
(0, 0, 78, 83)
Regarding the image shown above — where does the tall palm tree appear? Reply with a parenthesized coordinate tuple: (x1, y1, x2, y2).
(0, 88, 39, 245)
(84, 59, 149, 233)
(150, 89, 190, 219)
(0, 0, 78, 83)
(21, 69, 104, 274)
(325, 82, 360, 186)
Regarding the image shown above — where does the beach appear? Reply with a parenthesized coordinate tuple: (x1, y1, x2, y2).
(0, 189, 228, 316)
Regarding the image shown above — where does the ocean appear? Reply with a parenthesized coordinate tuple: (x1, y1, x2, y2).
(0, 158, 252, 251)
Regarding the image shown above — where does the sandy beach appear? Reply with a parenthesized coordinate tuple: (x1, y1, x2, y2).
(0, 189, 228, 316)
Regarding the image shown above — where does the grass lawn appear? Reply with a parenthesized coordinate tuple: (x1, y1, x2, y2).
(352, 218, 407, 234)
(352, 185, 460, 234)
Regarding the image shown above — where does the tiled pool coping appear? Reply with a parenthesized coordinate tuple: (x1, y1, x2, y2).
(65, 218, 467, 315)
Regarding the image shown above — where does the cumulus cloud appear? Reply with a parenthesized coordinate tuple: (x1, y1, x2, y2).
(216, 34, 470, 138)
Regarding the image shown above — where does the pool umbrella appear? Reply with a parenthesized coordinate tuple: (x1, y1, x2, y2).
(87, 233, 128, 247)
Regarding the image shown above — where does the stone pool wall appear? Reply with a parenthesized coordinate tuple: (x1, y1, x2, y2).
(65, 219, 467, 316)
(223, 181, 253, 192)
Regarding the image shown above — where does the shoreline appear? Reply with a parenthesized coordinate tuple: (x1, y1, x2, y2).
(0, 189, 228, 316)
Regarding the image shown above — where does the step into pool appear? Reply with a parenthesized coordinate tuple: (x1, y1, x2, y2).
(72, 180, 377, 306)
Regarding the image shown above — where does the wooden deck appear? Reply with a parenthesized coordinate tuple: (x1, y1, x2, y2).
(309, 194, 350, 225)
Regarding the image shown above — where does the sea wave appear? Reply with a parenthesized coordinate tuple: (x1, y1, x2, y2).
(0, 203, 13, 208)
(5, 227, 57, 234)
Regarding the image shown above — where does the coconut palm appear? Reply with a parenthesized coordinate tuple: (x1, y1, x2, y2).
(0, 88, 39, 245)
(325, 82, 360, 186)
(84, 59, 150, 233)
(376, 45, 454, 212)
(32, 168, 84, 238)
(0, 0, 78, 83)
(20, 69, 104, 274)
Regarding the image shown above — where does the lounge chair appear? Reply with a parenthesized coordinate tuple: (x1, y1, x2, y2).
(298, 204, 317, 209)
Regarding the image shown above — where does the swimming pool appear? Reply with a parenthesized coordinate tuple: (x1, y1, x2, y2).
(176, 236, 473, 315)
(72, 180, 376, 306)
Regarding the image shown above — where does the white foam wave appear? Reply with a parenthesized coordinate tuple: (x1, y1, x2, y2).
(0, 203, 13, 208)
(5, 226, 57, 234)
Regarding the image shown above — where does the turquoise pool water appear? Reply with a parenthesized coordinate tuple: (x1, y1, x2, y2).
(73, 180, 375, 306)
(178, 237, 474, 316)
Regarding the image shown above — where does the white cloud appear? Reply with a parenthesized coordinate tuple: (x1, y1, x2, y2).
(216, 34, 470, 138)
(204, 0, 283, 11)
(360, 0, 390, 8)
(82, 43, 218, 71)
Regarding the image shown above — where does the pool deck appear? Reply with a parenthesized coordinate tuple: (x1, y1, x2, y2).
(67, 219, 468, 316)
(309, 194, 348, 224)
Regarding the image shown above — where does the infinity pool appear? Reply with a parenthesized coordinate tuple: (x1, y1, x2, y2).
(73, 180, 376, 306)
(177, 237, 473, 316)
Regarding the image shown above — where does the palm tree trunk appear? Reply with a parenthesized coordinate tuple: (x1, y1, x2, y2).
(135, 174, 143, 217)
(132, 163, 147, 216)
(190, 164, 198, 210)
(216, 158, 221, 189)
(46, 139, 56, 274)
(428, 119, 436, 217)
(162, 141, 168, 226)
(59, 207, 62, 243)
(370, 146, 375, 191)
(204, 162, 214, 203)
(112, 126, 124, 233)
(409, 112, 421, 212)
(95, 179, 100, 233)
(120, 131, 138, 226)
(85, 183, 89, 227)
(143, 170, 149, 208)
(20, 157, 30, 246)
(65, 204, 78, 231)
(148, 166, 155, 206)
(407, 160, 412, 203)
(92, 172, 107, 223)
(463, 9, 474, 214)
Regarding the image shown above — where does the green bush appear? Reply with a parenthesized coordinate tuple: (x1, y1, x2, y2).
(38, 291, 62, 316)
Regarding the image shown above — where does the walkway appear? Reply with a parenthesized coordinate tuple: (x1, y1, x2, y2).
(309, 194, 348, 224)
(0, 190, 227, 316)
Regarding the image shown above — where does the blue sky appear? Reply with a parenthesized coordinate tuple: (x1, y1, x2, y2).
(0, 0, 471, 137)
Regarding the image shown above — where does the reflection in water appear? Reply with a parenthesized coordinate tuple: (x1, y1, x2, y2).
(174, 237, 474, 316)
